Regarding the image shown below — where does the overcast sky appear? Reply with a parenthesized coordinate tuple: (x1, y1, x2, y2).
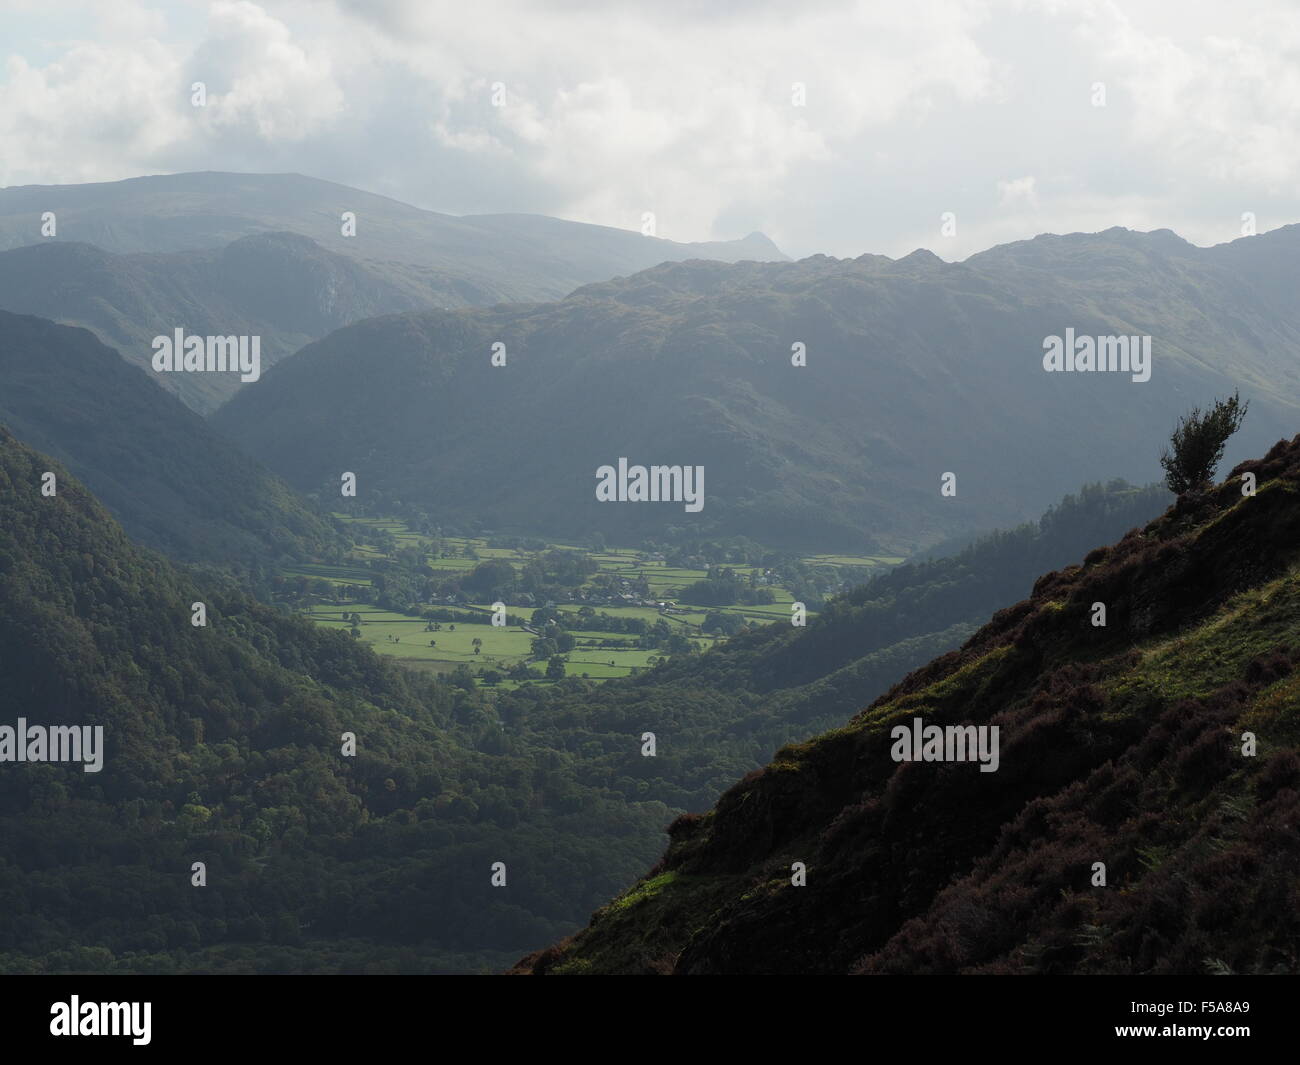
(2, 0, 1298, 260)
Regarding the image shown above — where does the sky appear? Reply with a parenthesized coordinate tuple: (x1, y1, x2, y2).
(1, 0, 1298, 260)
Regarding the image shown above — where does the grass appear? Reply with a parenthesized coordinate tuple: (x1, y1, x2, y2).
(288, 518, 906, 685)
(305, 606, 532, 663)
(1109, 565, 1300, 709)
(804, 553, 905, 567)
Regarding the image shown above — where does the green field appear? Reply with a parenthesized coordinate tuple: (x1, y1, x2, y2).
(307, 605, 531, 661)
(281, 516, 902, 684)
(305, 602, 672, 681)
(805, 553, 905, 566)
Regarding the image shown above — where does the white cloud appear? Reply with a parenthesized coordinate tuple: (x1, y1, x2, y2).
(998, 176, 1039, 207)
(0, 37, 187, 185)
(1, 0, 1299, 258)
(189, 1, 344, 141)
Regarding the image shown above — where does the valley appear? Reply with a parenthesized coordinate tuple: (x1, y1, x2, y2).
(4, 0, 1297, 1005)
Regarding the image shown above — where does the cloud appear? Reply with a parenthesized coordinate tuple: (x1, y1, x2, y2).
(188, 1, 344, 141)
(1, 0, 1299, 259)
(998, 176, 1039, 207)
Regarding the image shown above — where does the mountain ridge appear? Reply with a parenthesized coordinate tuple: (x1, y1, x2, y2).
(0, 171, 788, 412)
(214, 223, 1300, 553)
(0, 170, 786, 290)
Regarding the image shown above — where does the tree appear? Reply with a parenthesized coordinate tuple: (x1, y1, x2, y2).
(702, 610, 744, 636)
(1160, 392, 1249, 495)
(463, 558, 516, 598)
(546, 655, 566, 680)
(472, 637, 483, 654)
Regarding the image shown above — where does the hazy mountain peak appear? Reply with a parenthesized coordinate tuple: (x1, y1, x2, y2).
(729, 231, 787, 257)
(0, 171, 787, 302)
(895, 247, 945, 268)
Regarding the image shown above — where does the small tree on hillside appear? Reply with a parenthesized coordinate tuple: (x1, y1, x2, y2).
(1160, 392, 1249, 495)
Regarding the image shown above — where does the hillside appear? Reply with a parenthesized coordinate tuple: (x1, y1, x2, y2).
(214, 225, 1300, 554)
(0, 234, 448, 412)
(516, 437, 1300, 974)
(0, 310, 340, 564)
(0, 427, 668, 973)
(0, 171, 785, 301)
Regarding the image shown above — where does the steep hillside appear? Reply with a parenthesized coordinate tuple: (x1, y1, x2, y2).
(517, 437, 1300, 974)
(0, 311, 340, 563)
(214, 226, 1300, 553)
(0, 171, 785, 303)
(0, 234, 449, 412)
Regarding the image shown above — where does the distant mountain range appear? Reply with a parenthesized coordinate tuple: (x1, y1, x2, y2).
(0, 171, 784, 410)
(215, 224, 1300, 554)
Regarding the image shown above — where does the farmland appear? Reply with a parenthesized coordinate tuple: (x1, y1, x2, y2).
(278, 515, 902, 686)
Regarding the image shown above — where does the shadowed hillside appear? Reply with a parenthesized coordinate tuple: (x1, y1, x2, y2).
(0, 426, 668, 972)
(0, 310, 341, 563)
(517, 436, 1300, 974)
(0, 234, 449, 412)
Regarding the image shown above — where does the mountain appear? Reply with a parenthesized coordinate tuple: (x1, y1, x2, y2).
(0, 310, 340, 563)
(0, 172, 784, 412)
(214, 225, 1300, 554)
(0, 172, 785, 292)
(516, 437, 1300, 974)
(0, 234, 444, 413)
